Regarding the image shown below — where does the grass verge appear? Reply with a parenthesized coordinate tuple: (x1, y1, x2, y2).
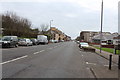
(93, 46, 120, 55)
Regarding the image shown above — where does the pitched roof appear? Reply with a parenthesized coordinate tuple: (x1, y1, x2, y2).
(113, 35, 120, 39)
(92, 34, 118, 40)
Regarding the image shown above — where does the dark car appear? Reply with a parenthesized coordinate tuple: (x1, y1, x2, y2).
(0, 38, 2, 48)
(1, 36, 18, 48)
(30, 39, 38, 45)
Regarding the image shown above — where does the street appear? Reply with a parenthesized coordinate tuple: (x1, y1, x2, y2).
(2, 41, 118, 78)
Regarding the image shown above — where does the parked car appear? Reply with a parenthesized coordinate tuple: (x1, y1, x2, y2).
(18, 39, 33, 46)
(50, 39, 55, 43)
(79, 42, 89, 48)
(76, 41, 80, 44)
(30, 39, 38, 45)
(37, 35, 48, 44)
(0, 37, 2, 48)
(54, 40, 59, 43)
(1, 36, 18, 48)
(60, 40, 64, 42)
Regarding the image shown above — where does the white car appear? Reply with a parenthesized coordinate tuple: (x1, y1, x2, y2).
(37, 35, 48, 44)
(54, 40, 59, 43)
(50, 39, 55, 43)
(79, 42, 89, 48)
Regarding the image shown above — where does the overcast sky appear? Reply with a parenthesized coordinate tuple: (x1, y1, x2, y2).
(0, 0, 119, 39)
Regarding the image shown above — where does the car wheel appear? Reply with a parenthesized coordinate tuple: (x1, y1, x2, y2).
(15, 44, 18, 47)
(8, 44, 11, 48)
(26, 44, 29, 46)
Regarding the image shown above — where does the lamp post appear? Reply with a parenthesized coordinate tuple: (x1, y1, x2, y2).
(100, 0, 103, 53)
(50, 20, 53, 40)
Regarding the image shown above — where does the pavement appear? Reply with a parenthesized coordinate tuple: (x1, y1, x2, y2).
(91, 46, 120, 79)
(91, 46, 119, 64)
(1, 41, 119, 79)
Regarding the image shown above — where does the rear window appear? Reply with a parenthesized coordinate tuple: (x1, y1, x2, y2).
(80, 43, 88, 45)
(20, 39, 26, 41)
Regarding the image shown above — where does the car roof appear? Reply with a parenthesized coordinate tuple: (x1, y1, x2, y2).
(3, 36, 17, 37)
(80, 42, 88, 44)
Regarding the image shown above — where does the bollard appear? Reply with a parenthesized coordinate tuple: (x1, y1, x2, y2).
(114, 49, 117, 54)
(109, 55, 112, 70)
(118, 55, 120, 69)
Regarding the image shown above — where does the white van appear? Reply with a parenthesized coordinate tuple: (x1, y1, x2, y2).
(37, 35, 48, 44)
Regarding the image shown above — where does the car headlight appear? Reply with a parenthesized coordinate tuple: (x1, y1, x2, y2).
(4, 41, 10, 43)
(4, 41, 8, 43)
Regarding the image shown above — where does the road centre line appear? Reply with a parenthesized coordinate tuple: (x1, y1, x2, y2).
(34, 50, 45, 54)
(39, 50, 45, 52)
(48, 48, 53, 49)
(104, 64, 117, 67)
(0, 55, 28, 65)
(33, 52, 40, 54)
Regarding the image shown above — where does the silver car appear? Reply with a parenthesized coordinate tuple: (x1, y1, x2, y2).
(18, 39, 33, 46)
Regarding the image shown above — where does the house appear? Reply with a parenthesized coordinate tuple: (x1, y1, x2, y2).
(113, 35, 120, 50)
(80, 31, 99, 42)
(92, 33, 118, 45)
(113, 35, 120, 45)
(48, 27, 71, 41)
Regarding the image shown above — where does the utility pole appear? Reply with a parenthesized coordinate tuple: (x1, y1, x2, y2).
(50, 20, 53, 40)
(100, 0, 103, 53)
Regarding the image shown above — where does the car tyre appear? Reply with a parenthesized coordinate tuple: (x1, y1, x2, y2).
(15, 44, 18, 47)
(26, 44, 29, 46)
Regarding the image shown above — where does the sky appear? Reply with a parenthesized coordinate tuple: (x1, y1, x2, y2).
(0, 0, 120, 39)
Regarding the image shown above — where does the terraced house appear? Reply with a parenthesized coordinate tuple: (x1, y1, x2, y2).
(49, 27, 70, 41)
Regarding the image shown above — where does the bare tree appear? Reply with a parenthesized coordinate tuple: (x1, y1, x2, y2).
(2, 11, 39, 38)
(40, 24, 49, 32)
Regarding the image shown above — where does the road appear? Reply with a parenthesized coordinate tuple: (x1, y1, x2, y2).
(1, 41, 118, 78)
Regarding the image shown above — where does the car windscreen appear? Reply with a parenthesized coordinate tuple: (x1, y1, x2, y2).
(19, 39, 26, 41)
(2, 37, 11, 41)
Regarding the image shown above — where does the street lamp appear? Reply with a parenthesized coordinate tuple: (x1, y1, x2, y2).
(50, 20, 53, 28)
(50, 20, 53, 40)
(100, 0, 103, 53)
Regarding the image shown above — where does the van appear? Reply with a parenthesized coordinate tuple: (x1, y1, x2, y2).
(1, 36, 18, 48)
(37, 35, 48, 44)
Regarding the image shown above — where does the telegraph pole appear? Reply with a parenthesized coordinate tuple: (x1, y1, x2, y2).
(50, 20, 53, 40)
(100, 0, 103, 53)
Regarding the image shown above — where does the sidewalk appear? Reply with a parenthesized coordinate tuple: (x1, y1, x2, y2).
(91, 46, 119, 64)
(90, 46, 119, 79)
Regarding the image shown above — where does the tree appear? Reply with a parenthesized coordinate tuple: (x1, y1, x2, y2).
(2, 11, 39, 38)
(40, 24, 49, 33)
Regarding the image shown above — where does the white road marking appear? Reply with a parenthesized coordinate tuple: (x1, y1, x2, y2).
(34, 50, 45, 54)
(32, 46, 38, 48)
(86, 62, 96, 65)
(49, 48, 53, 50)
(104, 65, 117, 67)
(39, 50, 45, 52)
(1, 49, 9, 51)
(104, 65, 109, 67)
(33, 52, 40, 54)
(54, 46, 58, 48)
(0, 55, 28, 65)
